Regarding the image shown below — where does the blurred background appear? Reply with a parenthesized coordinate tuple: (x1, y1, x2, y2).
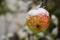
(0, 0, 60, 40)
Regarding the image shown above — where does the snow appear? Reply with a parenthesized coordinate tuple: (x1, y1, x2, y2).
(27, 8, 49, 17)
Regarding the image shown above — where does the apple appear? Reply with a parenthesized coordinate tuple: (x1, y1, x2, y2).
(26, 8, 50, 33)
